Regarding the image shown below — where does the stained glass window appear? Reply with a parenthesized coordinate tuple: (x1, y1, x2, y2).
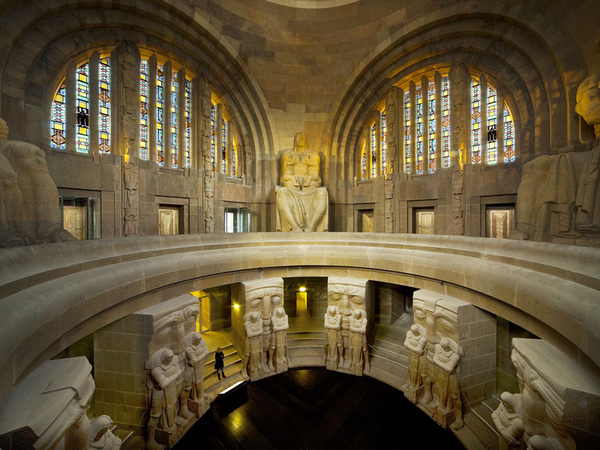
(171, 70, 178, 167)
(441, 76, 450, 168)
(184, 77, 191, 168)
(232, 135, 237, 177)
(51, 82, 66, 150)
(381, 110, 387, 175)
(487, 85, 497, 164)
(471, 78, 481, 164)
(428, 81, 436, 173)
(140, 59, 149, 160)
(404, 91, 411, 173)
(156, 64, 164, 165)
(371, 123, 377, 179)
(504, 107, 515, 162)
(416, 83, 424, 174)
(362, 145, 367, 181)
(76, 63, 90, 153)
(98, 57, 111, 153)
(210, 103, 216, 171)
(222, 119, 227, 174)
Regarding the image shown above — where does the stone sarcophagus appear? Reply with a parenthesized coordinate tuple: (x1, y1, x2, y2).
(403, 290, 496, 430)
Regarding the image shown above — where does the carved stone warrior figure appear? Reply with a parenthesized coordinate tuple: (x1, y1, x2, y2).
(244, 312, 263, 379)
(511, 73, 600, 243)
(276, 132, 328, 232)
(88, 415, 122, 450)
(271, 307, 290, 373)
(183, 332, 210, 413)
(0, 118, 76, 246)
(491, 392, 525, 448)
(349, 309, 370, 375)
(323, 305, 342, 370)
(147, 348, 182, 450)
(433, 337, 464, 430)
(403, 324, 427, 398)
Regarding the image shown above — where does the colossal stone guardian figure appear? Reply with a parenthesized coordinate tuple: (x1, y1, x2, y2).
(403, 324, 427, 403)
(349, 309, 370, 375)
(276, 132, 328, 232)
(271, 307, 290, 373)
(183, 332, 210, 416)
(244, 312, 264, 379)
(323, 305, 342, 370)
(433, 337, 464, 430)
(511, 73, 600, 244)
(0, 118, 75, 246)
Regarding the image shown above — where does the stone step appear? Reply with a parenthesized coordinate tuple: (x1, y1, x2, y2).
(289, 346, 325, 368)
(288, 337, 325, 348)
(203, 350, 240, 373)
(463, 407, 500, 450)
(288, 330, 326, 338)
(204, 360, 244, 391)
(369, 345, 407, 365)
(372, 338, 407, 355)
(204, 369, 246, 400)
(453, 423, 488, 450)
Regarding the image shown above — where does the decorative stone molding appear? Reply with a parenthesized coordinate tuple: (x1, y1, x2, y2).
(200, 77, 214, 233)
(494, 339, 600, 450)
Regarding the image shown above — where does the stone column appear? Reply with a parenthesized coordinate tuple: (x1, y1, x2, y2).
(385, 87, 400, 233)
(241, 278, 286, 380)
(449, 62, 468, 235)
(404, 290, 496, 430)
(200, 77, 214, 233)
(326, 278, 373, 376)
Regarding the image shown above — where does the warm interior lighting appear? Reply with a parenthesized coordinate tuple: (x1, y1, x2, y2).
(233, 303, 240, 310)
(299, 286, 306, 292)
(219, 380, 245, 395)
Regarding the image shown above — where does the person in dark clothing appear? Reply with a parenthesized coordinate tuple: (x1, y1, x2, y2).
(214, 347, 226, 380)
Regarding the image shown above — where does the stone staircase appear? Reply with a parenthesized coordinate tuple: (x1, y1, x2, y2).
(203, 344, 244, 391)
(455, 395, 501, 450)
(288, 330, 326, 367)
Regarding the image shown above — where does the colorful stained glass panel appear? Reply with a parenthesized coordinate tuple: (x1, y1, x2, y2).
(51, 81, 66, 150)
(99, 57, 111, 153)
(140, 59, 149, 160)
(441, 76, 450, 168)
(428, 81, 436, 173)
(471, 78, 481, 164)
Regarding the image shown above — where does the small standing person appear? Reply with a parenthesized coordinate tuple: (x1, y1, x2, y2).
(214, 347, 226, 380)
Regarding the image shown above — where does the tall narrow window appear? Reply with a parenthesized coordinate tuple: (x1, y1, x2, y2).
(51, 82, 67, 150)
(140, 59, 149, 161)
(184, 78, 191, 168)
(441, 76, 450, 168)
(232, 134, 238, 177)
(98, 57, 111, 153)
(171, 70, 178, 167)
(416, 83, 424, 174)
(404, 91, 411, 173)
(222, 119, 227, 174)
(76, 63, 90, 153)
(371, 123, 377, 179)
(428, 81, 436, 173)
(156, 64, 164, 165)
(210, 103, 216, 170)
(471, 78, 481, 164)
(504, 108, 515, 162)
(487, 86, 497, 164)
(381, 110, 387, 175)
(361, 139, 367, 181)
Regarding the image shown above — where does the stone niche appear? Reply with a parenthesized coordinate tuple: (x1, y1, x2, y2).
(238, 278, 289, 381)
(324, 277, 375, 376)
(493, 338, 600, 450)
(0, 357, 125, 450)
(403, 290, 496, 430)
(94, 294, 210, 449)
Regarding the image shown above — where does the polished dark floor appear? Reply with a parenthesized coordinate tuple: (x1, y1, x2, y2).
(175, 368, 464, 450)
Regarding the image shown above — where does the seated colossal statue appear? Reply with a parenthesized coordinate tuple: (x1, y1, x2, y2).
(276, 132, 328, 232)
(511, 73, 600, 243)
(0, 118, 75, 246)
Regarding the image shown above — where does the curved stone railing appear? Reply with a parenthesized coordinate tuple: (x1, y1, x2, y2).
(0, 232, 599, 407)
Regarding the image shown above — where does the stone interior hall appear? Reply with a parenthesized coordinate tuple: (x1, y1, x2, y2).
(0, 0, 600, 449)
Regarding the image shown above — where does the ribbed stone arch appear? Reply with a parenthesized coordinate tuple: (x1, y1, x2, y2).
(0, 1, 274, 184)
(0, 233, 598, 406)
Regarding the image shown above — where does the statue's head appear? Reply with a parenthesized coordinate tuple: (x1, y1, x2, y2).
(161, 348, 174, 365)
(411, 324, 421, 336)
(294, 132, 307, 150)
(327, 305, 338, 316)
(575, 73, 600, 126)
(191, 332, 202, 345)
(0, 118, 8, 140)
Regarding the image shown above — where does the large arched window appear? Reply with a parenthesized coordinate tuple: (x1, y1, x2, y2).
(49, 46, 243, 177)
(357, 68, 517, 179)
